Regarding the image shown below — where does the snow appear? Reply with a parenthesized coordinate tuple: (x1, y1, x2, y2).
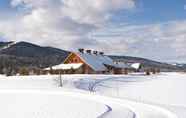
(60, 73, 186, 117)
(131, 63, 141, 69)
(0, 89, 176, 118)
(0, 41, 16, 50)
(0, 72, 186, 118)
(45, 63, 83, 70)
(0, 90, 107, 118)
(91, 73, 186, 107)
(77, 52, 114, 71)
(77, 52, 135, 71)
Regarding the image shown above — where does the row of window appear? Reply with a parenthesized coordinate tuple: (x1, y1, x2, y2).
(69, 58, 78, 63)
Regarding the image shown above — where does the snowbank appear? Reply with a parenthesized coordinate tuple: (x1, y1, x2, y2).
(73, 72, 186, 117)
(0, 90, 108, 118)
(0, 72, 186, 117)
(0, 89, 177, 118)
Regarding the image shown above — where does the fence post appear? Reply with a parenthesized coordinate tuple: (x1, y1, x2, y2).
(59, 71, 63, 87)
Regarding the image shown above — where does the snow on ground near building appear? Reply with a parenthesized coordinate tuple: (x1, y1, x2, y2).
(0, 75, 136, 118)
(71, 73, 186, 117)
(0, 73, 186, 117)
(63, 73, 186, 106)
(0, 89, 177, 118)
(0, 75, 60, 89)
(90, 73, 186, 107)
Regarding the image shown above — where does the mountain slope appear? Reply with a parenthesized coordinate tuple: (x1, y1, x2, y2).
(0, 41, 70, 74)
(109, 55, 184, 71)
(0, 41, 185, 75)
(0, 41, 15, 50)
(0, 41, 68, 58)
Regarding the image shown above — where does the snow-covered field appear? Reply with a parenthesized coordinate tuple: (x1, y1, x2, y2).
(0, 90, 108, 118)
(0, 72, 186, 118)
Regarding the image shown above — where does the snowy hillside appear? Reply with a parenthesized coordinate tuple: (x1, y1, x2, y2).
(0, 41, 16, 50)
(0, 90, 110, 118)
(0, 73, 186, 117)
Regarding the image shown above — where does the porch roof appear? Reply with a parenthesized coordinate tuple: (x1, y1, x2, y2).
(44, 63, 83, 70)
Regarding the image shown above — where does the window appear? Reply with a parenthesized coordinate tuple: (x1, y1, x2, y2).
(74, 59, 78, 63)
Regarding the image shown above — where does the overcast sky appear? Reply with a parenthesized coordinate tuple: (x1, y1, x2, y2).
(0, 0, 186, 63)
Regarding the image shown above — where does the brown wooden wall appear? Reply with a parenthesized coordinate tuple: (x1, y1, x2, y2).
(64, 53, 96, 74)
(64, 53, 84, 64)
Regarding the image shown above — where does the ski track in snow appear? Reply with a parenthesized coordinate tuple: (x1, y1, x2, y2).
(0, 89, 178, 118)
(0, 73, 186, 118)
(73, 73, 186, 118)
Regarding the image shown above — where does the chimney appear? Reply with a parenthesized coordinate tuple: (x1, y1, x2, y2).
(86, 50, 91, 54)
(93, 51, 98, 55)
(99, 52, 104, 55)
(78, 48, 84, 53)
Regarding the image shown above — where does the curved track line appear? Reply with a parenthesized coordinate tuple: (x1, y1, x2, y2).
(97, 105, 112, 118)
(0, 89, 178, 118)
(89, 77, 178, 118)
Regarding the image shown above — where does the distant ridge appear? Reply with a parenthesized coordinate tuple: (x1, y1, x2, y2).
(109, 55, 185, 72)
(0, 41, 70, 74)
(0, 41, 69, 58)
(0, 41, 185, 75)
(0, 41, 15, 50)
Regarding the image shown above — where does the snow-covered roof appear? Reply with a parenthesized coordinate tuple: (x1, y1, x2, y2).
(76, 53, 115, 71)
(131, 63, 141, 69)
(76, 53, 133, 71)
(114, 63, 132, 69)
(45, 63, 83, 70)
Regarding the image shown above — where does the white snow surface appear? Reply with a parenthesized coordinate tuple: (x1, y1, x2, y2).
(0, 41, 16, 50)
(0, 90, 107, 118)
(77, 52, 133, 71)
(45, 63, 83, 70)
(77, 52, 114, 71)
(0, 72, 186, 118)
(131, 63, 141, 69)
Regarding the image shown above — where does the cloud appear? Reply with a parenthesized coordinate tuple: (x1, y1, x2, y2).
(92, 21, 186, 62)
(1, 0, 186, 62)
(10, 0, 135, 25)
(0, 0, 135, 47)
(61, 0, 135, 25)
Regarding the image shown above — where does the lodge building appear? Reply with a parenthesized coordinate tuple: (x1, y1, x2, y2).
(44, 49, 139, 74)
